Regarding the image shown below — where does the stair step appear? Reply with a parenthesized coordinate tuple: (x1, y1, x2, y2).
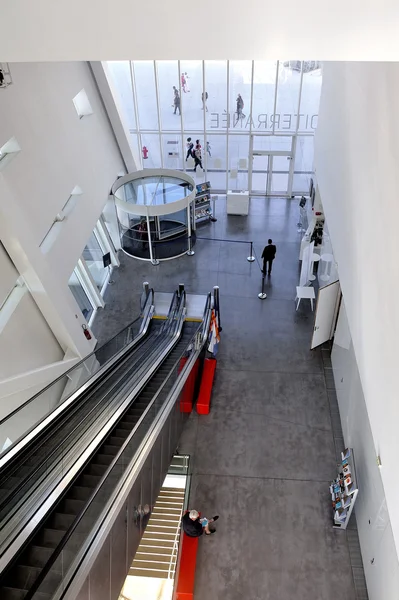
(65, 485, 93, 501)
(139, 538, 174, 548)
(101, 444, 120, 456)
(137, 543, 175, 554)
(61, 498, 86, 515)
(134, 552, 172, 564)
(129, 567, 169, 579)
(146, 524, 178, 533)
(87, 463, 108, 477)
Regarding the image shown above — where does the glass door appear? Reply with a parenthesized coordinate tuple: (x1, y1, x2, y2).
(250, 154, 269, 195)
(269, 154, 292, 196)
(249, 135, 294, 196)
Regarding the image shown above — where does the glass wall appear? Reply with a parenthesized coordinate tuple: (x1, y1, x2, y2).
(106, 60, 323, 194)
(82, 232, 107, 292)
(68, 269, 94, 320)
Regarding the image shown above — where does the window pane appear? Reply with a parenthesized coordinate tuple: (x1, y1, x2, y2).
(180, 60, 204, 132)
(83, 233, 107, 291)
(293, 136, 314, 193)
(134, 61, 159, 130)
(299, 61, 322, 132)
(252, 135, 292, 152)
(274, 61, 302, 132)
(228, 61, 252, 131)
(157, 61, 181, 131)
(204, 61, 227, 132)
(206, 134, 226, 192)
(68, 270, 93, 320)
(228, 135, 249, 191)
(106, 61, 136, 131)
(140, 133, 161, 168)
(163, 134, 183, 170)
(252, 61, 277, 132)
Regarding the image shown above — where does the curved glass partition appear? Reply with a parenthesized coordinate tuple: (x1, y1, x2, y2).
(112, 169, 197, 262)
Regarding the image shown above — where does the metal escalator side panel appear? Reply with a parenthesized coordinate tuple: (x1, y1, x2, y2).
(0, 290, 156, 473)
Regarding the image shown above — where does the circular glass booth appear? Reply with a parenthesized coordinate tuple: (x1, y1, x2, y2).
(112, 169, 197, 263)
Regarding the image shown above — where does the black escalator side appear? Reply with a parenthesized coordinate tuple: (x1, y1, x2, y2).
(0, 321, 199, 600)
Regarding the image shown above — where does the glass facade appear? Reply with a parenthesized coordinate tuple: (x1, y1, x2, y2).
(68, 269, 94, 320)
(106, 60, 322, 195)
(82, 231, 107, 292)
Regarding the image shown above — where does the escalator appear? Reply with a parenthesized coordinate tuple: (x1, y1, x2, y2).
(0, 289, 212, 600)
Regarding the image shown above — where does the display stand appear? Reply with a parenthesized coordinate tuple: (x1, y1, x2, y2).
(308, 253, 321, 281)
(226, 191, 249, 216)
(330, 448, 359, 529)
(193, 181, 214, 225)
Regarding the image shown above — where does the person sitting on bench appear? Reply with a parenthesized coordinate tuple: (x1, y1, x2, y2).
(182, 509, 219, 536)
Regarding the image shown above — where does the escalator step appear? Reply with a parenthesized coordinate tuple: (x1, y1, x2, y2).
(61, 498, 86, 515)
(37, 528, 65, 549)
(65, 485, 93, 501)
(24, 545, 54, 568)
(101, 444, 120, 456)
(49, 512, 76, 531)
(7, 565, 62, 595)
(76, 474, 102, 488)
(95, 454, 115, 466)
(87, 463, 108, 477)
(114, 429, 130, 439)
(116, 422, 133, 431)
(108, 436, 127, 447)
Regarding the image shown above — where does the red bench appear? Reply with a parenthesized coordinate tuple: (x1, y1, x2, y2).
(175, 529, 199, 600)
(179, 358, 200, 413)
(196, 358, 217, 415)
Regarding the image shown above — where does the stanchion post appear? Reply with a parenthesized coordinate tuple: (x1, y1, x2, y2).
(247, 241, 255, 262)
(107, 264, 114, 285)
(258, 274, 267, 300)
(186, 205, 195, 256)
(187, 236, 195, 256)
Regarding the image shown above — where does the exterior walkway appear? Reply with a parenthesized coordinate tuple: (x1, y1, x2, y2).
(93, 196, 358, 600)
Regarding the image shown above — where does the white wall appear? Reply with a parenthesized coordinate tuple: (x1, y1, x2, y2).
(315, 61, 399, 588)
(1, 1, 399, 60)
(0, 62, 129, 361)
(332, 301, 399, 600)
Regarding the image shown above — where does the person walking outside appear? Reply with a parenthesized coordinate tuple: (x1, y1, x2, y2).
(206, 141, 211, 157)
(236, 94, 245, 120)
(261, 239, 277, 275)
(193, 140, 204, 172)
(202, 91, 209, 111)
(173, 86, 181, 115)
(181, 72, 187, 93)
(186, 137, 194, 161)
(182, 510, 219, 537)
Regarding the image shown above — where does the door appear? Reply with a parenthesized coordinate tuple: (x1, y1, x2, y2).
(311, 281, 341, 349)
(249, 135, 294, 196)
(269, 154, 292, 195)
(250, 154, 269, 195)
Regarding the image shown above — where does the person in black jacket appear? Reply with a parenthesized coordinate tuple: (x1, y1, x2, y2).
(261, 239, 277, 275)
(182, 510, 219, 536)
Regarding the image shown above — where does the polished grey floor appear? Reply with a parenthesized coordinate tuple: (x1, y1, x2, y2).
(93, 197, 357, 600)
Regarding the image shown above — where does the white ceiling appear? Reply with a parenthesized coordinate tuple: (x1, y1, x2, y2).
(1, 0, 399, 61)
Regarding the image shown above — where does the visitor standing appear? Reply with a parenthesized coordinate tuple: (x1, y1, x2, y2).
(182, 510, 219, 537)
(261, 239, 277, 275)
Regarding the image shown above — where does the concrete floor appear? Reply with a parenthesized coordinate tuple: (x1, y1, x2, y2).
(93, 196, 357, 600)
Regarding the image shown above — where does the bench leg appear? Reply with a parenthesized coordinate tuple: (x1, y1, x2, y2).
(296, 297, 301, 311)
(310, 297, 314, 311)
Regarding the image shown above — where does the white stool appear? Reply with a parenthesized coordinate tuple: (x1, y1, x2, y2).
(308, 253, 321, 281)
(295, 286, 316, 311)
(320, 253, 334, 282)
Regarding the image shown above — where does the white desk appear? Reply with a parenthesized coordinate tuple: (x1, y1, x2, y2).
(226, 191, 249, 216)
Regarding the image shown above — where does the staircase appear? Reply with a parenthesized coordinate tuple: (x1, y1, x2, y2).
(130, 486, 185, 579)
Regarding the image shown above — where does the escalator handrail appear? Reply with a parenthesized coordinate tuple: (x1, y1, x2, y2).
(0, 289, 155, 471)
(22, 293, 206, 600)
